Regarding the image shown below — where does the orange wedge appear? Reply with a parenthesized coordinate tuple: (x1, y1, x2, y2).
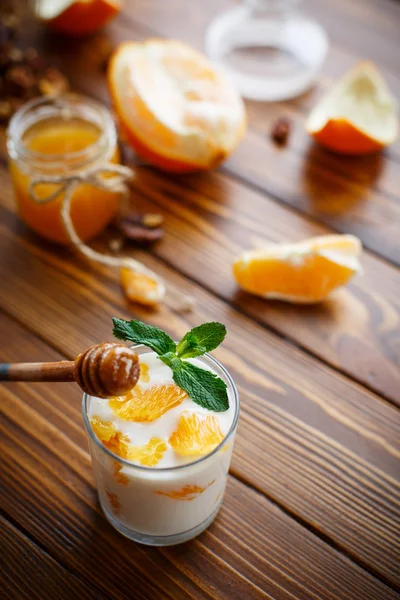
(35, 0, 121, 36)
(108, 39, 247, 172)
(169, 411, 224, 457)
(307, 62, 398, 154)
(120, 267, 165, 307)
(233, 234, 362, 303)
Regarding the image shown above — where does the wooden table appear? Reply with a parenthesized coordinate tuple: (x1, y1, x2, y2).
(1, 1, 400, 598)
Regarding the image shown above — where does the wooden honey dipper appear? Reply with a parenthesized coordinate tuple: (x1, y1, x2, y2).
(0, 342, 140, 398)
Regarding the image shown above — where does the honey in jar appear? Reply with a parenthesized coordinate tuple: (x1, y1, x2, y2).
(7, 95, 121, 244)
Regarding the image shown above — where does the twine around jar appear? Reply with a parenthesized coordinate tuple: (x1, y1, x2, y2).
(29, 164, 194, 312)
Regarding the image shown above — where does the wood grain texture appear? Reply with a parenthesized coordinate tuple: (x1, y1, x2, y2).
(7, 15, 400, 404)
(122, 0, 400, 147)
(110, 0, 400, 264)
(1, 314, 399, 600)
(2, 1, 400, 596)
(129, 167, 400, 405)
(0, 221, 399, 587)
(1, 132, 400, 408)
(0, 516, 106, 600)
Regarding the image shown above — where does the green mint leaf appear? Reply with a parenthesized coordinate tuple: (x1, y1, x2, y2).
(159, 352, 183, 371)
(173, 362, 229, 412)
(112, 318, 176, 355)
(176, 322, 227, 359)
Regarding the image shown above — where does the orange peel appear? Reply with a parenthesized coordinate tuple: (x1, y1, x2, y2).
(306, 62, 398, 155)
(35, 0, 121, 36)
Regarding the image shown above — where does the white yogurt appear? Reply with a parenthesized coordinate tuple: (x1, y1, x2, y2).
(85, 349, 238, 544)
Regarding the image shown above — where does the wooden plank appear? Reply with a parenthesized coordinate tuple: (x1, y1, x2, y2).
(0, 217, 399, 586)
(103, 1, 400, 264)
(120, 0, 400, 99)
(1, 138, 399, 407)
(119, 1, 400, 205)
(1, 516, 107, 600)
(1, 314, 398, 600)
(4, 10, 400, 263)
(24, 10, 400, 169)
(128, 167, 400, 405)
(224, 132, 400, 263)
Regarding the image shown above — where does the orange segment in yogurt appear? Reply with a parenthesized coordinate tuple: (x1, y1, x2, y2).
(105, 489, 121, 515)
(109, 384, 187, 422)
(127, 437, 167, 466)
(113, 461, 129, 485)
(169, 411, 224, 457)
(154, 480, 215, 501)
(90, 415, 131, 458)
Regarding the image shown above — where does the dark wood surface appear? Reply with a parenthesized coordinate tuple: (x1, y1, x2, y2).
(1, 1, 400, 599)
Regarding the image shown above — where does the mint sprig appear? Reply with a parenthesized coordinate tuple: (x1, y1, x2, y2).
(112, 318, 228, 412)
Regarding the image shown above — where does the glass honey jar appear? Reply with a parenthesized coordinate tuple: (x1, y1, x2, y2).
(7, 94, 122, 244)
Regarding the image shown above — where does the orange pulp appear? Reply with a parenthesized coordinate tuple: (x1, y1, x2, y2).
(9, 118, 120, 244)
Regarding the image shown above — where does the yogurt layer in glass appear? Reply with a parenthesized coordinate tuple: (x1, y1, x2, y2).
(82, 345, 239, 546)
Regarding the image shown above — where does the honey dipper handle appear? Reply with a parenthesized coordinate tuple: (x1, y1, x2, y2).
(0, 361, 76, 383)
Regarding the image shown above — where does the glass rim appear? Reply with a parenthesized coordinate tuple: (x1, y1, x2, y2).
(7, 93, 116, 165)
(81, 346, 240, 473)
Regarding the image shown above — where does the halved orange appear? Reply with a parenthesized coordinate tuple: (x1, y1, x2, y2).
(35, 0, 121, 36)
(109, 384, 187, 422)
(120, 267, 165, 307)
(108, 39, 247, 172)
(233, 234, 362, 303)
(169, 411, 224, 457)
(307, 62, 398, 154)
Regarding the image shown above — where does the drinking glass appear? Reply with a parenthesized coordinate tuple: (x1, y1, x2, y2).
(206, 0, 328, 101)
(82, 345, 240, 546)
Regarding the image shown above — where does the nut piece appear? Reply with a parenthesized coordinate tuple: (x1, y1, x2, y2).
(108, 237, 124, 253)
(5, 64, 36, 94)
(0, 3, 70, 125)
(118, 212, 164, 245)
(38, 67, 69, 96)
(271, 117, 291, 146)
(142, 213, 164, 228)
(74, 342, 140, 398)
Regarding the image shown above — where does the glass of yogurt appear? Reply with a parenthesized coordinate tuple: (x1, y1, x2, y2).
(82, 344, 239, 546)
